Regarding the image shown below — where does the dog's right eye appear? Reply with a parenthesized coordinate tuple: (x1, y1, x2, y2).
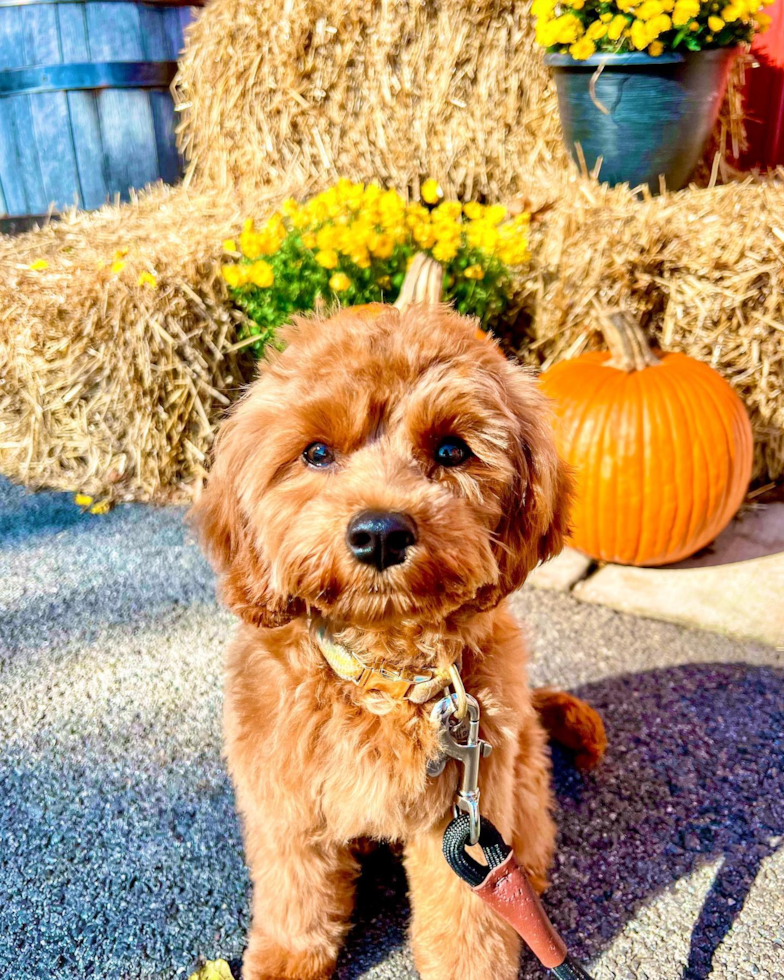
(303, 442, 335, 468)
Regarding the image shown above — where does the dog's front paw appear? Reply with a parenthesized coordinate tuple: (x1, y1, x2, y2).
(242, 934, 335, 980)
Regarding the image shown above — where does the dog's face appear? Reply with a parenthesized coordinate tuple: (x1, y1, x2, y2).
(193, 306, 571, 628)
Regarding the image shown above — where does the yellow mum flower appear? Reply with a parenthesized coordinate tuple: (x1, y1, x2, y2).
(110, 260, 126, 274)
(755, 10, 772, 27)
(484, 204, 508, 224)
(708, 14, 725, 27)
(721, 3, 740, 18)
(464, 264, 485, 280)
(315, 249, 339, 269)
(350, 249, 371, 269)
(569, 0, 586, 9)
(302, 231, 317, 249)
(587, 20, 609, 39)
(617, 0, 637, 12)
(554, 12, 584, 41)
(370, 233, 395, 259)
(113, 248, 129, 259)
(247, 259, 275, 289)
(608, 13, 631, 38)
(247, 261, 274, 288)
(28, 258, 49, 271)
(569, 36, 596, 58)
(637, 0, 663, 18)
(74, 493, 94, 506)
(689, 18, 700, 28)
(532, 0, 558, 16)
(89, 500, 111, 515)
(660, 0, 674, 8)
(672, 0, 700, 24)
(631, 18, 650, 47)
(222, 264, 247, 288)
(648, 12, 672, 35)
(138, 271, 157, 289)
(496, 239, 530, 265)
(421, 179, 442, 205)
(330, 272, 351, 291)
(317, 226, 340, 251)
(434, 201, 463, 221)
(464, 202, 484, 220)
(222, 239, 237, 252)
(413, 223, 436, 249)
(649, 39, 665, 53)
(432, 239, 459, 263)
(536, 18, 562, 44)
(600, 10, 614, 20)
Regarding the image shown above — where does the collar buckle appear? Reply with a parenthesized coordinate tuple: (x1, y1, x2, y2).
(355, 662, 424, 699)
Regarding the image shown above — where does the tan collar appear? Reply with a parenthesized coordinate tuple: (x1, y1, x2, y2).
(313, 622, 454, 703)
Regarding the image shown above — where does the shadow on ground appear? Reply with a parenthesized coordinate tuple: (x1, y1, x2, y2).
(332, 663, 784, 980)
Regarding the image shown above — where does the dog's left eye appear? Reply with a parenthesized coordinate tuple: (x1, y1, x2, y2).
(434, 436, 473, 468)
(303, 442, 335, 468)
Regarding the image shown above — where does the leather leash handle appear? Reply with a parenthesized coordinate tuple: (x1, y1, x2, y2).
(442, 815, 595, 980)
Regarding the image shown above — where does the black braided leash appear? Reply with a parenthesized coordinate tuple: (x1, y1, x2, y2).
(443, 813, 595, 980)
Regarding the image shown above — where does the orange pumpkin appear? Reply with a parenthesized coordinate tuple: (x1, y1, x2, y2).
(539, 311, 753, 567)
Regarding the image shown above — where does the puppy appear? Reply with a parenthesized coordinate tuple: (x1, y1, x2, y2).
(193, 305, 605, 980)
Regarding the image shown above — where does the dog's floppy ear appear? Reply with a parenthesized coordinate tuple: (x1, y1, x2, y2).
(496, 424, 573, 595)
(474, 370, 573, 609)
(190, 410, 299, 628)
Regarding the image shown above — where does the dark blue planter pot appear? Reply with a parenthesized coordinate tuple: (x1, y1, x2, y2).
(546, 49, 738, 192)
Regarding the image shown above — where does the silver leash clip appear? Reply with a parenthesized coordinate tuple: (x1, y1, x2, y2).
(430, 692, 492, 845)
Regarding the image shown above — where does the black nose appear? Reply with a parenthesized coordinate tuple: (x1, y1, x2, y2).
(346, 510, 418, 571)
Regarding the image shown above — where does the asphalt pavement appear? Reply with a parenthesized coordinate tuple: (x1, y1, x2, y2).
(1, 478, 782, 980)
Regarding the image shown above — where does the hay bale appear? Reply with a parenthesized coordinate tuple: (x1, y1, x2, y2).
(175, 0, 747, 199)
(3, 173, 782, 504)
(515, 174, 784, 482)
(0, 183, 291, 502)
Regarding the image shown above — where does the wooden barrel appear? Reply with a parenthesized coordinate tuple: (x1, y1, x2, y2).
(0, 0, 201, 219)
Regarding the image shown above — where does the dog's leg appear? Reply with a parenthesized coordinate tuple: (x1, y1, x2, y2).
(404, 824, 522, 980)
(242, 830, 358, 980)
(507, 711, 560, 896)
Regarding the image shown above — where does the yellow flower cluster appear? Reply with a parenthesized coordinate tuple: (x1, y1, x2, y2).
(222, 178, 530, 293)
(533, 0, 773, 59)
(222, 259, 275, 289)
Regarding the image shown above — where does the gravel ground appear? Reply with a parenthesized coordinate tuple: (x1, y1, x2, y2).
(1, 478, 782, 980)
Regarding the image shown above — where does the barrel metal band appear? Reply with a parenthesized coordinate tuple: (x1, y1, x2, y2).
(0, 61, 179, 97)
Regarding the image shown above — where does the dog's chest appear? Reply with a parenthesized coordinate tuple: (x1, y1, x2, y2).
(307, 702, 457, 842)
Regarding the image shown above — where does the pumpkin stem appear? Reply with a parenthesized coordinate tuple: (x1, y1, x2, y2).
(394, 252, 444, 311)
(599, 309, 661, 372)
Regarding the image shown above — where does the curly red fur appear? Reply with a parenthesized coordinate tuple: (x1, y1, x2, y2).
(192, 305, 605, 980)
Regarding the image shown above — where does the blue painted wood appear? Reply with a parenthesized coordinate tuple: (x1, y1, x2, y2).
(85, 1, 159, 202)
(0, 0, 200, 7)
(140, 6, 180, 187)
(546, 49, 738, 193)
(0, 0, 197, 217)
(0, 3, 51, 218)
(57, 1, 107, 209)
(22, 2, 82, 210)
(0, 9, 30, 212)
